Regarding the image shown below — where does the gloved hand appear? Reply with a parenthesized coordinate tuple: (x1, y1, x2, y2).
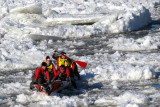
(53, 49, 57, 54)
(51, 78, 55, 83)
(59, 73, 62, 77)
(33, 81, 37, 84)
(47, 79, 51, 84)
(66, 77, 69, 81)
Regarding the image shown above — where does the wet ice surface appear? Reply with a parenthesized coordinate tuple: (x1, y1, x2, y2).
(0, 0, 159, 70)
(0, 23, 160, 107)
(0, 1, 160, 106)
(0, 68, 160, 107)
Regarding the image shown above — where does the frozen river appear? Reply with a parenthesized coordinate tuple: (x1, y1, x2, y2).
(0, 0, 160, 107)
(0, 22, 160, 107)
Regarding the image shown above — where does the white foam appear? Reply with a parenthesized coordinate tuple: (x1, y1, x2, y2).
(0, 0, 158, 71)
(0, 1, 159, 106)
(10, 4, 42, 14)
(16, 94, 30, 103)
(111, 80, 120, 89)
(16, 92, 88, 107)
(95, 91, 147, 106)
(14, 105, 25, 107)
(108, 35, 160, 51)
(114, 91, 148, 105)
(0, 0, 157, 37)
(139, 87, 158, 94)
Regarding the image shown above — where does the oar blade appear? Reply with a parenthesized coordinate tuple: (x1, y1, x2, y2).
(75, 61, 87, 68)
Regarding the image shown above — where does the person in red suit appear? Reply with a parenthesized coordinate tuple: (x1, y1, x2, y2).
(52, 52, 68, 69)
(30, 62, 50, 89)
(44, 56, 57, 80)
(52, 51, 80, 79)
(66, 59, 77, 89)
(53, 65, 70, 81)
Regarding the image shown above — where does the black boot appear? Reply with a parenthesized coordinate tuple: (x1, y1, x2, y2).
(78, 76, 80, 80)
(45, 87, 51, 95)
(71, 80, 77, 89)
(30, 82, 34, 90)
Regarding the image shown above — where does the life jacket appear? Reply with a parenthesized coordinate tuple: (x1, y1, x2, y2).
(58, 57, 67, 67)
(43, 60, 53, 72)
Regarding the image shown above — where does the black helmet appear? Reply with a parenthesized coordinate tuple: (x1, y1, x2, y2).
(61, 52, 66, 56)
(67, 58, 72, 63)
(41, 62, 47, 66)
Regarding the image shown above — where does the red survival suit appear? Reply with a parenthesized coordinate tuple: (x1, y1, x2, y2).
(35, 67, 50, 84)
(54, 67, 70, 81)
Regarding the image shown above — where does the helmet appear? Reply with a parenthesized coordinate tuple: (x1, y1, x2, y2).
(61, 52, 66, 56)
(41, 62, 47, 66)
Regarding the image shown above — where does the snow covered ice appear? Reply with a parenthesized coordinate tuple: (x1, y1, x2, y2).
(0, 0, 160, 107)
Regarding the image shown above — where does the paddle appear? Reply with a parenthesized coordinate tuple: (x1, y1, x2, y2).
(53, 50, 87, 68)
(74, 60, 87, 68)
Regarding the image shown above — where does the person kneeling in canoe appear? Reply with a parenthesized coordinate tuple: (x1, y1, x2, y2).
(30, 62, 50, 90)
(66, 58, 80, 80)
(43, 56, 57, 81)
(52, 51, 68, 69)
(53, 65, 70, 81)
(66, 59, 77, 89)
(52, 51, 80, 79)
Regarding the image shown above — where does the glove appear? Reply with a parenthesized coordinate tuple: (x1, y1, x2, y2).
(59, 73, 62, 77)
(48, 84, 52, 90)
(33, 81, 37, 84)
(51, 78, 55, 83)
(53, 49, 57, 54)
(66, 77, 69, 81)
(47, 79, 51, 84)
